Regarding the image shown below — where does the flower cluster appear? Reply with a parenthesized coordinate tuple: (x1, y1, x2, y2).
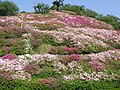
(87, 49, 120, 62)
(1, 54, 15, 60)
(63, 72, 117, 81)
(63, 47, 77, 53)
(70, 54, 80, 61)
(88, 60, 105, 71)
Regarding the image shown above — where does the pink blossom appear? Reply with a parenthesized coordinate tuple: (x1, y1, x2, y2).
(1, 54, 15, 60)
(88, 60, 105, 71)
(70, 54, 80, 61)
(63, 47, 76, 52)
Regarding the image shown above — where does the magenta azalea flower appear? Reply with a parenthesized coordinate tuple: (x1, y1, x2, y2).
(1, 54, 15, 60)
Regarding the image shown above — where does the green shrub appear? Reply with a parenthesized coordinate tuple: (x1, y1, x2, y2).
(0, 76, 51, 90)
(112, 43, 120, 49)
(0, 75, 120, 90)
(60, 80, 120, 90)
(82, 45, 106, 54)
(0, 1, 19, 16)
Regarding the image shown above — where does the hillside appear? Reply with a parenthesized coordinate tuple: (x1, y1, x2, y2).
(0, 11, 120, 89)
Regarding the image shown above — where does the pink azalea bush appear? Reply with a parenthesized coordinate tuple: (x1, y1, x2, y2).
(70, 54, 80, 61)
(88, 60, 105, 71)
(1, 54, 15, 60)
(63, 47, 77, 52)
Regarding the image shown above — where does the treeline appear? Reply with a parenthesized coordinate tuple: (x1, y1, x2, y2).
(0, 0, 120, 30)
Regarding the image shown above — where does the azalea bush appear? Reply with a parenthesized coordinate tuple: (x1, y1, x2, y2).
(49, 46, 78, 55)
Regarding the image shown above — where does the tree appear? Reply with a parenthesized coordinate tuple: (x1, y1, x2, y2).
(97, 14, 120, 30)
(84, 9, 98, 18)
(0, 1, 19, 16)
(52, 0, 64, 11)
(33, 3, 50, 14)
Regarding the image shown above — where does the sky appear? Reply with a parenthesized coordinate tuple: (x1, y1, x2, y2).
(7, 0, 120, 18)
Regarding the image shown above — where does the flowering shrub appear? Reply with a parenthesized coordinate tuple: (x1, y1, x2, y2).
(49, 46, 78, 55)
(23, 64, 40, 75)
(1, 54, 15, 60)
(63, 47, 77, 54)
(87, 49, 120, 62)
(88, 60, 105, 71)
(61, 56, 71, 64)
(49, 46, 57, 54)
(41, 78, 52, 84)
(70, 54, 80, 61)
(0, 71, 13, 80)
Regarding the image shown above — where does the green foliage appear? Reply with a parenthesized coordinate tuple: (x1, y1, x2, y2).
(0, 1, 19, 16)
(83, 9, 98, 18)
(36, 44, 51, 54)
(112, 43, 120, 49)
(61, 4, 98, 18)
(33, 3, 50, 14)
(52, 0, 64, 11)
(20, 11, 26, 13)
(61, 4, 85, 15)
(35, 23, 61, 30)
(97, 14, 120, 30)
(0, 76, 51, 90)
(63, 10, 77, 15)
(82, 45, 106, 54)
(0, 28, 27, 56)
(105, 59, 120, 76)
(41, 35, 58, 46)
(96, 13, 120, 30)
(0, 76, 119, 90)
(60, 80, 120, 90)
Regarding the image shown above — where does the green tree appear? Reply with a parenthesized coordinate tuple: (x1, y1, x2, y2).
(61, 4, 85, 15)
(33, 3, 50, 14)
(0, 1, 19, 16)
(97, 14, 120, 30)
(52, 0, 64, 11)
(84, 9, 98, 18)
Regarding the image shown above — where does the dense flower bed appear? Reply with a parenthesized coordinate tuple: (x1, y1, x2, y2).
(0, 11, 120, 89)
(0, 11, 114, 30)
(0, 48, 119, 81)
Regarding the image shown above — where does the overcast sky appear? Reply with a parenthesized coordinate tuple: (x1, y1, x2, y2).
(8, 0, 120, 18)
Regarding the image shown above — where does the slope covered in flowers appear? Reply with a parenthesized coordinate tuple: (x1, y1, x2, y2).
(0, 11, 120, 89)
